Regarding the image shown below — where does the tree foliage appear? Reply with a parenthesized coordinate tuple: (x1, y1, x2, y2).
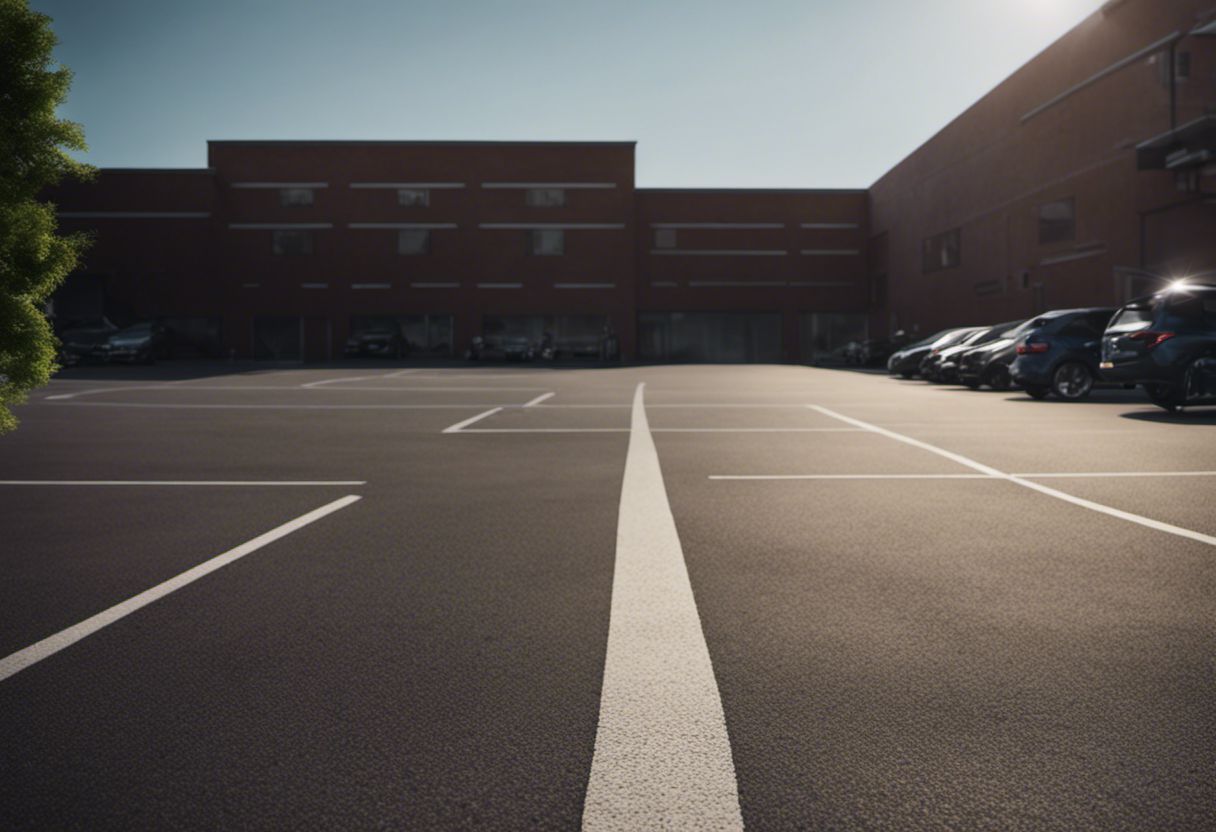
(0, 0, 93, 433)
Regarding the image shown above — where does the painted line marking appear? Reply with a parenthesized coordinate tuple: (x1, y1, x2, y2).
(0, 480, 366, 486)
(711, 473, 996, 480)
(449, 427, 864, 435)
(384, 368, 422, 378)
(1011, 471, 1216, 479)
(523, 392, 556, 407)
(47, 402, 524, 411)
(0, 495, 362, 682)
(301, 375, 383, 388)
(441, 407, 503, 433)
(809, 405, 1216, 547)
(583, 382, 742, 831)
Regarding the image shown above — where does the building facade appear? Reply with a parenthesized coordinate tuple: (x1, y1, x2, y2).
(48, 0, 1216, 361)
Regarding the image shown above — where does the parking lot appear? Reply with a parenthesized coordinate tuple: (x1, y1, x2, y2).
(1, 363, 1214, 830)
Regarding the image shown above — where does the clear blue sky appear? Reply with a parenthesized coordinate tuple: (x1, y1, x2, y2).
(35, 0, 1106, 188)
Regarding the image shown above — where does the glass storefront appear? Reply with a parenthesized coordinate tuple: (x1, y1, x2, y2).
(637, 312, 781, 363)
(799, 312, 868, 363)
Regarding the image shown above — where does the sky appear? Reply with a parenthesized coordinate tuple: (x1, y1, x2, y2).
(35, 0, 1108, 189)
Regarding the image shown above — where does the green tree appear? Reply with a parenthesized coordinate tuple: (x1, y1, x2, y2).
(0, 0, 93, 433)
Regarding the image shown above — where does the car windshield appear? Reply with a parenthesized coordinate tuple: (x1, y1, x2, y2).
(931, 328, 976, 349)
(1002, 318, 1045, 339)
(1106, 303, 1154, 333)
(904, 330, 951, 350)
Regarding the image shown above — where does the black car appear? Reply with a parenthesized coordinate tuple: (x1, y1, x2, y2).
(922, 322, 1019, 383)
(957, 318, 1047, 390)
(1100, 282, 1216, 412)
(1010, 307, 1115, 399)
(57, 318, 119, 365)
(96, 321, 173, 363)
(886, 328, 968, 378)
(344, 327, 405, 358)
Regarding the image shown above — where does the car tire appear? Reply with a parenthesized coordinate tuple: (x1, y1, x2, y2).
(1024, 384, 1050, 399)
(1144, 382, 1183, 413)
(985, 365, 1012, 391)
(899, 372, 913, 379)
(961, 378, 980, 389)
(1051, 362, 1093, 400)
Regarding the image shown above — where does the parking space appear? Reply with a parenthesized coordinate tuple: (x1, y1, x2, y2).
(1, 363, 1213, 829)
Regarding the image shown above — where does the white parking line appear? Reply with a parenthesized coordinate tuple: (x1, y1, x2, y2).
(1011, 471, 1216, 478)
(48, 402, 522, 411)
(0, 480, 366, 486)
(523, 392, 556, 407)
(711, 473, 995, 480)
(441, 407, 504, 433)
(583, 383, 742, 831)
(0, 494, 362, 682)
(808, 405, 1216, 548)
(384, 368, 422, 378)
(300, 375, 384, 388)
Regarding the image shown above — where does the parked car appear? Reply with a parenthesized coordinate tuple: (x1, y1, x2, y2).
(95, 321, 174, 363)
(344, 326, 406, 358)
(56, 318, 119, 365)
(958, 318, 1049, 390)
(467, 335, 536, 361)
(935, 320, 1023, 384)
(887, 328, 969, 378)
(1009, 307, 1116, 399)
(1100, 282, 1216, 412)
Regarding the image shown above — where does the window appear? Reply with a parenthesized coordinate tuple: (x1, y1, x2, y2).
(1038, 198, 1075, 244)
(398, 188, 430, 207)
(272, 230, 313, 255)
(279, 188, 314, 207)
(525, 188, 565, 207)
(654, 229, 677, 249)
(398, 229, 431, 255)
(530, 229, 564, 255)
(921, 228, 960, 273)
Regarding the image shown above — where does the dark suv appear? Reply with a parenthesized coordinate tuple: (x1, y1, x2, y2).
(1100, 283, 1216, 411)
(1010, 307, 1115, 399)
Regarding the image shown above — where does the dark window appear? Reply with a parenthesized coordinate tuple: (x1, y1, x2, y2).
(279, 188, 314, 206)
(654, 229, 677, 249)
(272, 230, 313, 255)
(398, 229, 431, 255)
(525, 188, 565, 207)
(1176, 51, 1191, 81)
(530, 229, 564, 255)
(398, 188, 430, 207)
(1038, 198, 1075, 244)
(921, 228, 960, 273)
(1058, 317, 1101, 337)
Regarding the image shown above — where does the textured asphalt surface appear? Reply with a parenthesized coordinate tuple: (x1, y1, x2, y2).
(1, 363, 1213, 830)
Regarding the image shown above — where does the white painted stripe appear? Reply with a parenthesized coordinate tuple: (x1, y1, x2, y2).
(442, 407, 503, 433)
(49, 402, 529, 411)
(349, 182, 465, 189)
(523, 392, 555, 407)
(384, 368, 422, 378)
(348, 222, 458, 229)
(0, 480, 366, 486)
(477, 283, 522, 289)
(710, 473, 996, 480)
(454, 428, 629, 434)
(301, 375, 384, 389)
(583, 382, 742, 831)
(478, 223, 626, 230)
(351, 283, 391, 289)
(0, 495, 361, 682)
(481, 182, 616, 189)
(689, 281, 786, 287)
(653, 427, 862, 433)
(810, 406, 1216, 547)
(650, 222, 784, 229)
(300, 282, 328, 289)
(410, 282, 460, 288)
(789, 281, 855, 287)
(1013, 471, 1216, 479)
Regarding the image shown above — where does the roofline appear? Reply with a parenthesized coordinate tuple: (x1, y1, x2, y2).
(207, 139, 637, 147)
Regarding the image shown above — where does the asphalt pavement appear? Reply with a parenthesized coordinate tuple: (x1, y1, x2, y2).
(0, 363, 1213, 830)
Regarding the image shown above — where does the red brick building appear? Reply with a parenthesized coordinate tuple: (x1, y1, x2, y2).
(49, 0, 1216, 361)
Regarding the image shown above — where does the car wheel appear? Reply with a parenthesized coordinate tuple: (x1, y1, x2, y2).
(1024, 384, 1050, 399)
(1144, 382, 1183, 413)
(961, 378, 980, 389)
(985, 365, 1012, 391)
(1051, 362, 1093, 400)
